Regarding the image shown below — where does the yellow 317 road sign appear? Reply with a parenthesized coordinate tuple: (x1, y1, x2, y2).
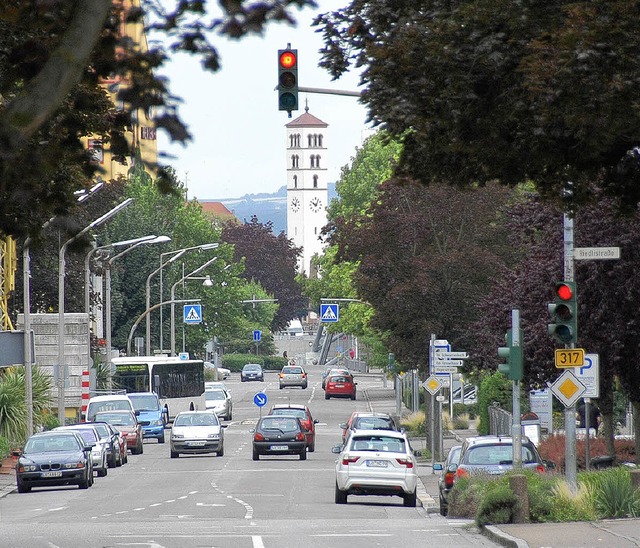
(555, 348, 585, 368)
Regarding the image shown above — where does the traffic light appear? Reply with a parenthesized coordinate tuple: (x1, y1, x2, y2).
(498, 329, 523, 381)
(278, 47, 298, 115)
(548, 281, 578, 345)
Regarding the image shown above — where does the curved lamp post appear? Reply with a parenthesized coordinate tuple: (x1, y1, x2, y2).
(103, 235, 170, 387)
(170, 256, 218, 356)
(57, 198, 133, 425)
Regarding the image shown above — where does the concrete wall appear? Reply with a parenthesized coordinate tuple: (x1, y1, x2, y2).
(17, 313, 90, 413)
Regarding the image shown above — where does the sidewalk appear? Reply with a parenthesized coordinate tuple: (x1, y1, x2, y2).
(0, 470, 15, 498)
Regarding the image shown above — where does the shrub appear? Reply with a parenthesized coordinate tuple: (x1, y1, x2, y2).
(476, 372, 511, 434)
(0, 436, 10, 459)
(582, 467, 640, 518)
(475, 481, 519, 526)
(448, 476, 487, 518)
(452, 413, 470, 429)
(538, 434, 636, 471)
(400, 411, 426, 436)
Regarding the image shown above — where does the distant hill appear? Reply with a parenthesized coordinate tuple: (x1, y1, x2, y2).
(211, 184, 337, 235)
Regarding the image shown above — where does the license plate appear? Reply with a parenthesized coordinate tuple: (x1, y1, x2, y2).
(366, 460, 388, 468)
(187, 441, 206, 447)
(270, 445, 288, 451)
(41, 471, 63, 478)
(335, 384, 344, 388)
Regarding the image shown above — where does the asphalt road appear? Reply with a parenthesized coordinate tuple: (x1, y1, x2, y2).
(0, 367, 497, 548)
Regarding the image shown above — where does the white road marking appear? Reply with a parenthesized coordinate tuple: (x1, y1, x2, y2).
(251, 536, 266, 548)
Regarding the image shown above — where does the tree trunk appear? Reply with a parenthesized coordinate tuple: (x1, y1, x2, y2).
(633, 401, 640, 465)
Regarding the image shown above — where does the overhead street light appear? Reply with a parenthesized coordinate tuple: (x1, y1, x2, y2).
(157, 243, 219, 353)
(57, 198, 133, 425)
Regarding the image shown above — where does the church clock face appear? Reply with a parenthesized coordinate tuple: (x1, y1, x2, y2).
(290, 197, 300, 212)
(309, 197, 322, 212)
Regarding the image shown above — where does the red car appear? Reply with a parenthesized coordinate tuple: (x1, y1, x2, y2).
(268, 404, 319, 452)
(94, 410, 144, 455)
(324, 374, 357, 400)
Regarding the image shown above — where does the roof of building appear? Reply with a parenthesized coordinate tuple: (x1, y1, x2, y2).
(199, 201, 236, 219)
(286, 110, 328, 128)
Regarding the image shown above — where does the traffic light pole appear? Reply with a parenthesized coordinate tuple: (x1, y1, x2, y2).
(564, 209, 578, 491)
(511, 310, 522, 469)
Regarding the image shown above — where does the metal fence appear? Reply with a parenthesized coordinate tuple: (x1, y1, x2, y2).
(488, 403, 512, 436)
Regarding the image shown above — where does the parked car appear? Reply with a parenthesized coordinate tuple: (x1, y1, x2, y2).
(332, 429, 418, 506)
(454, 435, 548, 479)
(436, 444, 462, 516)
(15, 431, 93, 493)
(102, 421, 128, 466)
(94, 410, 144, 455)
(325, 373, 357, 400)
(86, 421, 121, 468)
(267, 404, 318, 452)
(85, 394, 136, 422)
(54, 424, 109, 478)
(339, 412, 401, 445)
(204, 388, 233, 420)
(205, 381, 231, 397)
(170, 411, 227, 458)
(251, 415, 307, 461)
(127, 392, 168, 443)
(204, 361, 231, 379)
(241, 363, 264, 382)
(279, 365, 308, 389)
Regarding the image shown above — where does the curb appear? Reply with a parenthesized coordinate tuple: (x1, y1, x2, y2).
(482, 525, 529, 548)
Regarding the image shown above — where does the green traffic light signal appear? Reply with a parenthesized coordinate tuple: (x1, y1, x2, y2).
(548, 281, 577, 345)
(498, 329, 523, 381)
(278, 48, 298, 114)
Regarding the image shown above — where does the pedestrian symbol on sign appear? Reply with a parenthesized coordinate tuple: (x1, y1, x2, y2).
(184, 304, 202, 324)
(320, 303, 339, 323)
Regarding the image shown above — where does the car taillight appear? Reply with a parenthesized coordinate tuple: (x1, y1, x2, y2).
(254, 433, 265, 441)
(456, 467, 469, 479)
(342, 455, 359, 466)
(444, 471, 456, 488)
(396, 458, 414, 468)
(536, 464, 546, 473)
(302, 373, 306, 378)
(295, 432, 305, 441)
(279, 373, 284, 379)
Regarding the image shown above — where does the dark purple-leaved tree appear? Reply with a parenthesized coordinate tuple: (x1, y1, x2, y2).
(222, 217, 306, 333)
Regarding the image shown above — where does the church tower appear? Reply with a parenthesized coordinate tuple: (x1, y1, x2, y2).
(285, 107, 329, 276)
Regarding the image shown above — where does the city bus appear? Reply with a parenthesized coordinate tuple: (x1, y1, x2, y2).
(111, 356, 205, 421)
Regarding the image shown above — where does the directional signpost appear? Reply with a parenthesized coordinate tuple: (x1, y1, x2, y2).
(254, 392, 268, 418)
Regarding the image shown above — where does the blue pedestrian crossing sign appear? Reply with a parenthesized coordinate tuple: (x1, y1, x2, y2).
(183, 304, 202, 324)
(320, 303, 339, 323)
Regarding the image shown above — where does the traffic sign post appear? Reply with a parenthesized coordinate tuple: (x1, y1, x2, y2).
(555, 348, 585, 368)
(254, 392, 268, 418)
(551, 370, 586, 407)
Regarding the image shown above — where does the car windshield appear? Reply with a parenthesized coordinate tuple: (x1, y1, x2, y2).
(350, 435, 405, 453)
(95, 412, 135, 426)
(283, 367, 302, 374)
(270, 408, 306, 419)
(244, 365, 261, 371)
(465, 445, 538, 465)
(260, 417, 299, 432)
(25, 435, 80, 453)
(174, 413, 219, 427)
(330, 376, 350, 383)
(69, 429, 98, 443)
(91, 424, 109, 438)
(204, 390, 226, 401)
(128, 395, 159, 411)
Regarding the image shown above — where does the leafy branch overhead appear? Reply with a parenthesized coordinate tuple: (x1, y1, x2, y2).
(0, 0, 316, 238)
(314, 1, 640, 211)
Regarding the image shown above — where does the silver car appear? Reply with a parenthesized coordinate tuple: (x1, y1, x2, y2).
(332, 429, 418, 506)
(203, 388, 233, 420)
(54, 424, 109, 478)
(279, 365, 308, 389)
(170, 411, 227, 458)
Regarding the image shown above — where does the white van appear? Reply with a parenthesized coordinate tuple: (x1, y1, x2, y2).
(86, 394, 136, 423)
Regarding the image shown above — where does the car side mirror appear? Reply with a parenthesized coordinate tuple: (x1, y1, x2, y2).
(338, 423, 347, 429)
(314, 419, 319, 424)
(331, 445, 342, 454)
(11, 449, 22, 457)
(433, 463, 443, 471)
(221, 424, 228, 429)
(446, 463, 458, 473)
(249, 428, 255, 433)
(543, 459, 556, 470)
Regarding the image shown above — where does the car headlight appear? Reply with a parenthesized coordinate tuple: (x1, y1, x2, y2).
(63, 462, 84, 469)
(152, 419, 163, 426)
(19, 464, 37, 472)
(172, 434, 184, 439)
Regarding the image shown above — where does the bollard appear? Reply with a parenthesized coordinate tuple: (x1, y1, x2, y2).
(509, 474, 529, 524)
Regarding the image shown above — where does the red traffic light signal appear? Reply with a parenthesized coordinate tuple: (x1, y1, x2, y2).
(278, 47, 298, 114)
(555, 283, 573, 301)
(548, 281, 578, 344)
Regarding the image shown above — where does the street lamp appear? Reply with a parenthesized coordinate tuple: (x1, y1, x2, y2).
(157, 243, 219, 353)
(57, 198, 133, 425)
(170, 256, 218, 356)
(103, 235, 171, 386)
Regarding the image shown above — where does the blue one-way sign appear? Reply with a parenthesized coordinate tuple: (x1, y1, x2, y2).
(320, 303, 339, 323)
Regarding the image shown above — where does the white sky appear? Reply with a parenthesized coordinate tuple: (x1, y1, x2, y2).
(156, 1, 371, 201)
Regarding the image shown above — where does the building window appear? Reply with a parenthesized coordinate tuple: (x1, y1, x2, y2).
(291, 155, 299, 168)
(316, 155, 321, 167)
(318, 134, 323, 147)
(308, 134, 313, 148)
(313, 175, 318, 188)
(293, 175, 298, 188)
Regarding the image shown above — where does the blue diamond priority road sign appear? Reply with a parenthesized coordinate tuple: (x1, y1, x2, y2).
(320, 303, 339, 322)
(183, 304, 202, 324)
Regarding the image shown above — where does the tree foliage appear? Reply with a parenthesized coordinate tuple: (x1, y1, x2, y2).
(315, 1, 640, 211)
(334, 177, 515, 370)
(0, 0, 317, 238)
(222, 216, 305, 333)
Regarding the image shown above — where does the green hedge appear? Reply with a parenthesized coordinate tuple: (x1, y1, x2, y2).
(221, 354, 287, 372)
